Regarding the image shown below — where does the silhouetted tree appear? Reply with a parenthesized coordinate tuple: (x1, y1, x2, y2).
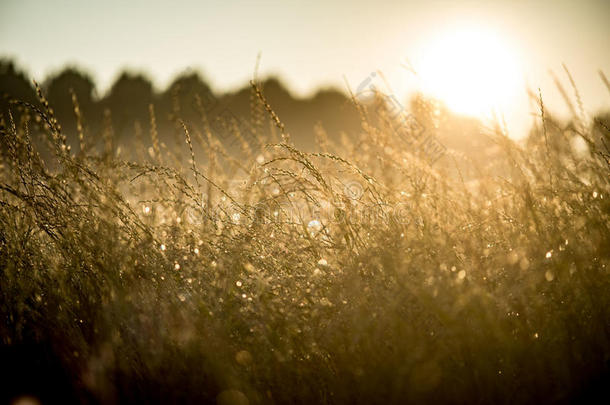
(102, 72, 154, 140)
(0, 59, 37, 118)
(162, 71, 215, 121)
(44, 67, 99, 140)
(259, 78, 297, 118)
(156, 72, 216, 148)
(302, 89, 360, 145)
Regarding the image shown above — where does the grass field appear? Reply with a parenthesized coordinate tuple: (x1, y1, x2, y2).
(1, 79, 609, 404)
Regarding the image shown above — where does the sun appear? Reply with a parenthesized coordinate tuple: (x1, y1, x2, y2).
(416, 26, 524, 117)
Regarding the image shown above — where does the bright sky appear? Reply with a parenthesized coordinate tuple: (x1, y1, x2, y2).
(1, 0, 609, 138)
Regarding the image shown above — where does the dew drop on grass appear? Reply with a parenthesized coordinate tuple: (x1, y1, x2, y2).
(236, 280, 243, 287)
(235, 350, 253, 366)
(174, 262, 180, 270)
(519, 257, 530, 270)
(458, 270, 466, 280)
(545, 251, 552, 259)
(317, 258, 328, 266)
(308, 219, 322, 233)
(160, 244, 166, 251)
(545, 270, 555, 282)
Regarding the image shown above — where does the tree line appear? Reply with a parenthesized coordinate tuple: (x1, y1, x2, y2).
(0, 59, 361, 152)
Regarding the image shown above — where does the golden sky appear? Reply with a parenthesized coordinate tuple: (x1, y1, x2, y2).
(1, 0, 609, 137)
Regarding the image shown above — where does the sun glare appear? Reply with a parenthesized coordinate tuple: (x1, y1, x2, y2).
(417, 26, 524, 117)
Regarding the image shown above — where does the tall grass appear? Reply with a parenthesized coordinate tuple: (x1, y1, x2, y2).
(0, 79, 609, 404)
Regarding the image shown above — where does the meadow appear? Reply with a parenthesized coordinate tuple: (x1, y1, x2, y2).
(0, 73, 609, 404)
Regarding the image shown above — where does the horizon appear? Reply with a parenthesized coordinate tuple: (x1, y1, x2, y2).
(2, 0, 610, 138)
